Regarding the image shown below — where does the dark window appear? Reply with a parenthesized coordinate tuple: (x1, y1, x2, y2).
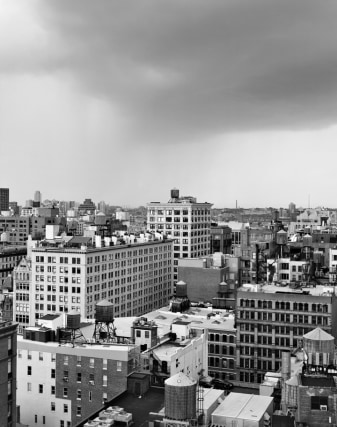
(311, 396, 328, 410)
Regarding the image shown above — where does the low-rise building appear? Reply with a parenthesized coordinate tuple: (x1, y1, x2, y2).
(17, 321, 140, 427)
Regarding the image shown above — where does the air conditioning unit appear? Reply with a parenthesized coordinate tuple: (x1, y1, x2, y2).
(320, 405, 328, 411)
(89, 380, 95, 385)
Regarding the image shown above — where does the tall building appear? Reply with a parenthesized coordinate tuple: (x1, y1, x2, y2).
(147, 188, 212, 282)
(0, 320, 18, 427)
(18, 234, 173, 325)
(236, 283, 337, 386)
(34, 191, 41, 204)
(0, 188, 9, 212)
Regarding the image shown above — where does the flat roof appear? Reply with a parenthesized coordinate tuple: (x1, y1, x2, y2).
(212, 393, 273, 421)
(238, 283, 335, 298)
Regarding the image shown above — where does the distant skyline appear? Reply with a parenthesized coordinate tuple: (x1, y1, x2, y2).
(2, 1, 337, 209)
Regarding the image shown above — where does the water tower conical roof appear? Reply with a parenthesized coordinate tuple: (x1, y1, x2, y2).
(165, 372, 196, 387)
(303, 327, 334, 341)
(96, 299, 113, 307)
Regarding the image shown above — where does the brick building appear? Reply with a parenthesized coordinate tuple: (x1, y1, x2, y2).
(0, 320, 17, 427)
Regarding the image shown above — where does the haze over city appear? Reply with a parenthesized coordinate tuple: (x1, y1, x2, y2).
(2, 0, 337, 208)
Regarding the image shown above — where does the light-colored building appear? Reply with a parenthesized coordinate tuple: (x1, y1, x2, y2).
(211, 393, 273, 427)
(147, 188, 212, 282)
(17, 323, 139, 427)
(24, 234, 173, 323)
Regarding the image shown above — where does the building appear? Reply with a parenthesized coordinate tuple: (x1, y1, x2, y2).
(279, 328, 337, 427)
(34, 191, 41, 206)
(147, 188, 212, 282)
(78, 199, 96, 216)
(210, 225, 232, 254)
(0, 244, 27, 287)
(12, 257, 32, 334)
(0, 319, 18, 427)
(0, 215, 30, 244)
(211, 393, 273, 427)
(236, 283, 337, 386)
(24, 233, 173, 323)
(17, 320, 140, 427)
(0, 188, 9, 212)
(177, 253, 229, 304)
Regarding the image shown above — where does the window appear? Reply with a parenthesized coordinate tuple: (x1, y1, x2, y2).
(51, 385, 55, 395)
(77, 372, 81, 382)
(89, 391, 92, 402)
(64, 404, 68, 413)
(103, 375, 107, 387)
(76, 406, 81, 417)
(89, 358, 94, 368)
(103, 359, 107, 370)
(27, 366, 32, 375)
(311, 396, 328, 410)
(63, 387, 68, 398)
(77, 356, 81, 366)
(39, 384, 43, 393)
(51, 402, 55, 411)
(117, 361, 122, 371)
(77, 389, 81, 400)
(64, 355, 68, 365)
(51, 369, 56, 379)
(27, 382, 32, 391)
(39, 352, 43, 361)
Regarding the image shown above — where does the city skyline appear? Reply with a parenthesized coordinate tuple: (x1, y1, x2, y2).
(1, 1, 337, 208)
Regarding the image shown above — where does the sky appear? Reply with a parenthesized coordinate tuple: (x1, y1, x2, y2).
(1, 0, 337, 209)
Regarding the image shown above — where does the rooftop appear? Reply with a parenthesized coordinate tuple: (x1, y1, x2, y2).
(238, 283, 336, 298)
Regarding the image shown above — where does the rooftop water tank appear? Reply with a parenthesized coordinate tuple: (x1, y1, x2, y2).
(66, 311, 81, 330)
(276, 230, 288, 245)
(303, 327, 335, 365)
(302, 234, 312, 247)
(176, 281, 187, 298)
(165, 372, 197, 420)
(171, 188, 180, 199)
(95, 300, 114, 323)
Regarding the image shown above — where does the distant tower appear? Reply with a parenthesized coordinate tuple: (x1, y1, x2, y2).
(0, 188, 9, 211)
(34, 191, 41, 208)
(34, 191, 41, 204)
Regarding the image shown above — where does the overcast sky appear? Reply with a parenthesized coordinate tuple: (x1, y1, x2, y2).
(1, 0, 337, 209)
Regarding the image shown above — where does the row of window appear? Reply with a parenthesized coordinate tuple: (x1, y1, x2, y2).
(239, 299, 329, 312)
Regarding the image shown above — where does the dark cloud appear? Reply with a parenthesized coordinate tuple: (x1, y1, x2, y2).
(22, 0, 337, 138)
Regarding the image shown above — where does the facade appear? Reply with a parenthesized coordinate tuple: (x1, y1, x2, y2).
(0, 215, 30, 244)
(210, 225, 232, 254)
(0, 187, 9, 212)
(147, 189, 212, 282)
(17, 327, 139, 427)
(280, 328, 337, 427)
(0, 320, 17, 427)
(236, 283, 337, 386)
(177, 254, 229, 303)
(0, 245, 27, 286)
(24, 235, 173, 323)
(13, 257, 32, 334)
